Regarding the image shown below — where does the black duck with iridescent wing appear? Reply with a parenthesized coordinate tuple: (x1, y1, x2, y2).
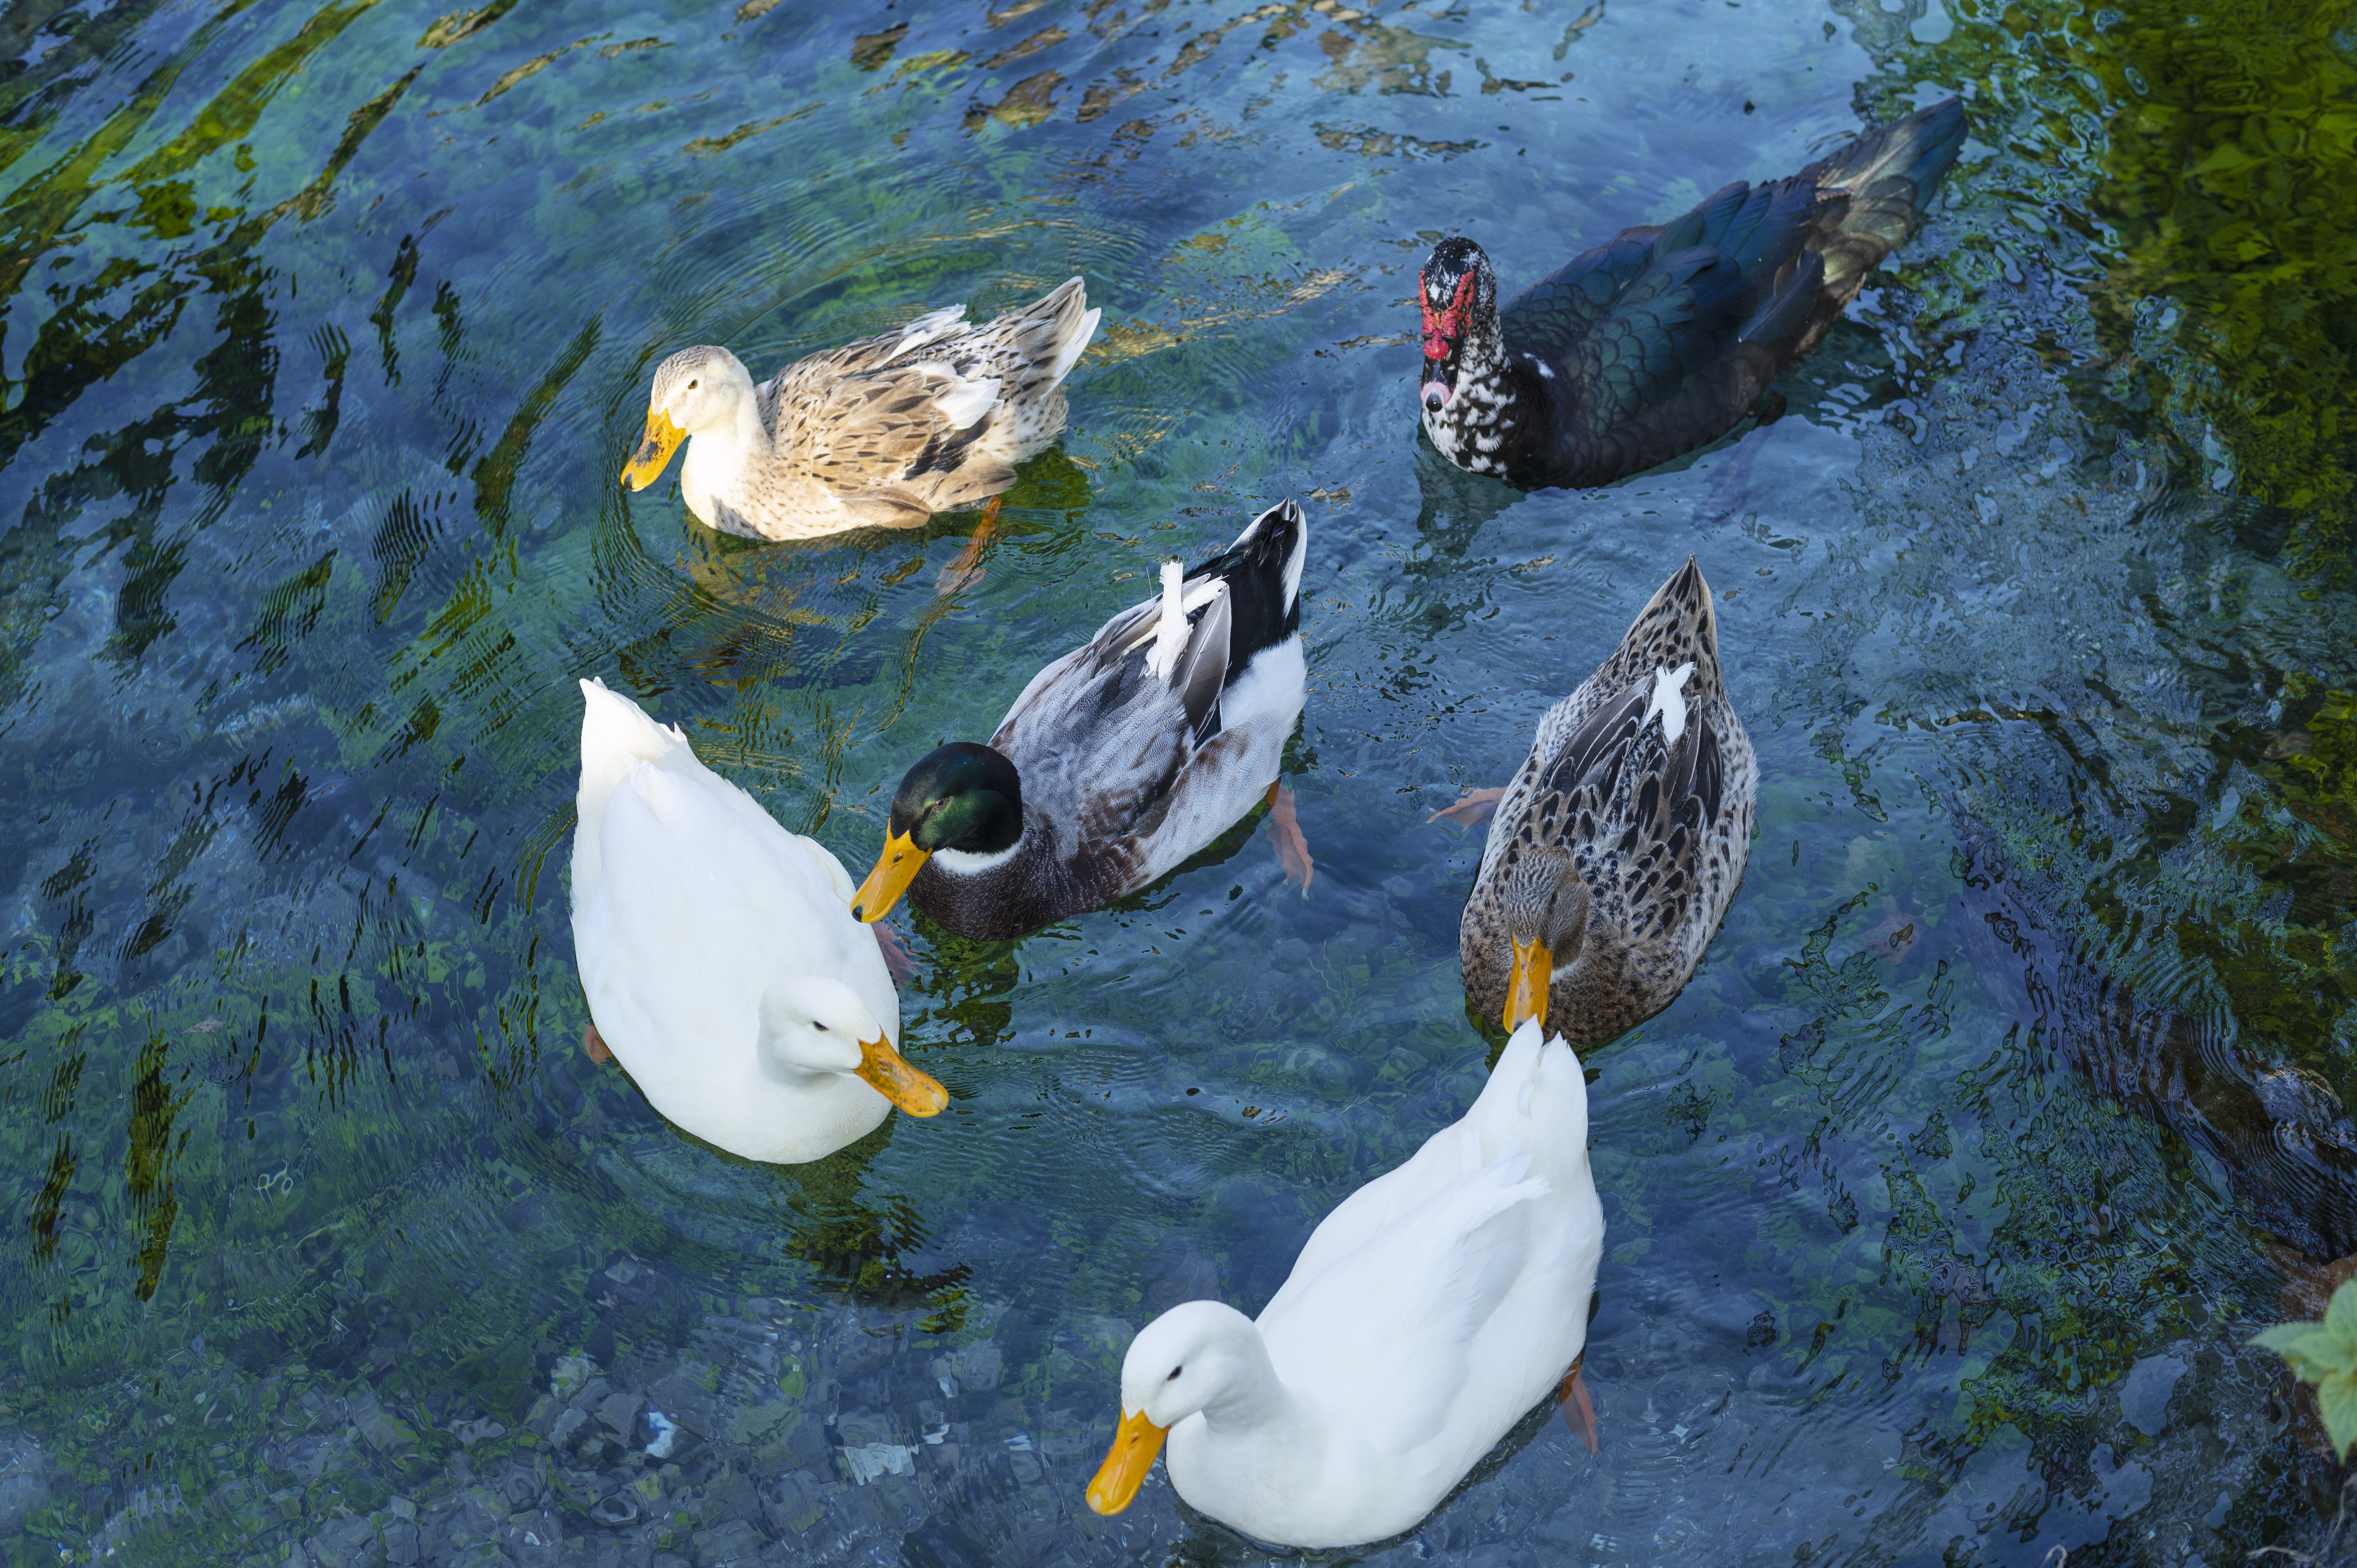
(852, 499, 1309, 941)
(1459, 558, 1756, 1042)
(1417, 100, 1965, 490)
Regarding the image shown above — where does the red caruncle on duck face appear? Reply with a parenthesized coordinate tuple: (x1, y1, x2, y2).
(1420, 270, 1475, 366)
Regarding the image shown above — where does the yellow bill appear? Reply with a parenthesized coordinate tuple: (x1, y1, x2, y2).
(855, 1031, 948, 1117)
(1085, 1408, 1168, 1516)
(621, 408, 687, 490)
(1503, 935, 1552, 1031)
(853, 828, 929, 922)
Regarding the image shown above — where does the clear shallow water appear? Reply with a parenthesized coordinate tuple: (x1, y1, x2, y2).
(2, 1, 2354, 1565)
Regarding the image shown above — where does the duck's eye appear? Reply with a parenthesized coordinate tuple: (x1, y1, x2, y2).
(1166, 1365, 1183, 1381)
(687, 378, 699, 390)
(811, 1021, 829, 1032)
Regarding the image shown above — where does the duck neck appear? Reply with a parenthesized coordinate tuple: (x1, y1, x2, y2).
(1456, 302, 1507, 388)
(1191, 1326, 1312, 1455)
(1552, 936, 1650, 1042)
(1426, 311, 1524, 467)
(681, 387, 769, 519)
(912, 808, 1091, 941)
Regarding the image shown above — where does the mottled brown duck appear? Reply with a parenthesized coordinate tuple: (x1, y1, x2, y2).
(622, 277, 1100, 539)
(1459, 557, 1756, 1041)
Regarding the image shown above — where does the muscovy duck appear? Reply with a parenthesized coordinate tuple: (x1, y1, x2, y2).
(1417, 100, 1965, 489)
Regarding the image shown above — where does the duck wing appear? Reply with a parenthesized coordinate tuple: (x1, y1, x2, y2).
(1483, 558, 1733, 935)
(1263, 1021, 1557, 1310)
(1503, 176, 1824, 472)
(1505, 104, 1962, 481)
(1259, 1153, 1548, 1453)
(1256, 1024, 1600, 1463)
(993, 500, 1305, 842)
(761, 281, 1102, 526)
(767, 350, 1007, 525)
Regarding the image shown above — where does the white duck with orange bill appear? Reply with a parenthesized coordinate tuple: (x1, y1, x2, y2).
(571, 679, 947, 1163)
(1084, 1018, 1604, 1547)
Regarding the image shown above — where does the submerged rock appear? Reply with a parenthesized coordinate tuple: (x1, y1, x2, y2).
(0, 1431, 51, 1537)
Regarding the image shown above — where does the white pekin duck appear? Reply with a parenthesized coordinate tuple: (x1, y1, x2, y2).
(571, 678, 946, 1163)
(1085, 1018, 1605, 1548)
(621, 277, 1100, 540)
(850, 498, 1310, 941)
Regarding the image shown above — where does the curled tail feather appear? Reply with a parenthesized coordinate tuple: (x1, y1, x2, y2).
(1003, 276, 1101, 393)
(1808, 99, 1966, 301)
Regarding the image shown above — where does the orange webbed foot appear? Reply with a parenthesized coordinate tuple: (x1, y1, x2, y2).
(873, 919, 919, 985)
(583, 1023, 613, 1065)
(1265, 781, 1313, 895)
(1557, 1357, 1597, 1455)
(1428, 786, 1507, 828)
(936, 496, 1002, 596)
(1862, 895, 1919, 966)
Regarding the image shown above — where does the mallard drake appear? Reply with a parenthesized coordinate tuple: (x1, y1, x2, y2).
(1459, 557, 1756, 1041)
(1417, 99, 1964, 489)
(850, 498, 1309, 941)
(1085, 1017, 1604, 1548)
(622, 277, 1101, 540)
(571, 678, 947, 1163)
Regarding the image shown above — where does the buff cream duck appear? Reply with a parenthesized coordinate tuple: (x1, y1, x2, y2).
(1085, 1017, 1605, 1548)
(1416, 100, 1964, 489)
(1455, 557, 1756, 1041)
(571, 679, 946, 1163)
(623, 277, 1100, 539)
(851, 498, 1311, 941)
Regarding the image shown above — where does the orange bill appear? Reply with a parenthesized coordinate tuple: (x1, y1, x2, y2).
(852, 828, 929, 922)
(1503, 935, 1552, 1031)
(855, 1031, 948, 1117)
(1085, 1408, 1168, 1516)
(621, 408, 687, 490)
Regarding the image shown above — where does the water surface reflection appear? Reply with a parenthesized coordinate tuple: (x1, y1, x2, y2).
(0, 0, 2351, 1564)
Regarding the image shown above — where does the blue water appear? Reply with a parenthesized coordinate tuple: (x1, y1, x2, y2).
(1, 1, 2352, 1564)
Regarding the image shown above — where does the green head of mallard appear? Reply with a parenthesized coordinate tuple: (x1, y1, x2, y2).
(1500, 846, 1590, 1032)
(853, 742, 1024, 922)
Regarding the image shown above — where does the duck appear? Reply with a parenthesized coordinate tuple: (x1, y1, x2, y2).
(621, 277, 1101, 540)
(1458, 557, 1756, 1041)
(571, 678, 947, 1163)
(1417, 99, 1965, 490)
(849, 498, 1310, 941)
(1085, 1017, 1605, 1549)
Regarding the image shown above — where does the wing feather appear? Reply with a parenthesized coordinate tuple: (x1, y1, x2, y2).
(1171, 588, 1231, 746)
(1539, 684, 1648, 803)
(1259, 1158, 1546, 1453)
(988, 501, 1304, 870)
(771, 349, 1001, 500)
(1502, 176, 1824, 449)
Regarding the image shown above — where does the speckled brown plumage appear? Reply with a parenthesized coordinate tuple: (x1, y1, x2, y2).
(1459, 557, 1756, 1042)
(643, 277, 1100, 540)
